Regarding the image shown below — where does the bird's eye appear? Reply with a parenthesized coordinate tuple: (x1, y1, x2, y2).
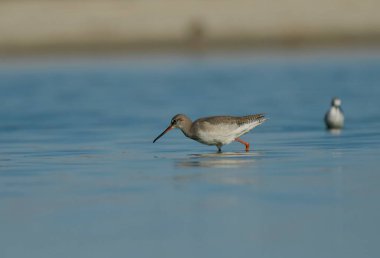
(171, 119, 176, 125)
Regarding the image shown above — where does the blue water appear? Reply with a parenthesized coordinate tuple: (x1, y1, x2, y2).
(1, 49, 380, 258)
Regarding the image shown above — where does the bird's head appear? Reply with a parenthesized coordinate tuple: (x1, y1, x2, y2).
(331, 98, 342, 107)
(153, 114, 190, 143)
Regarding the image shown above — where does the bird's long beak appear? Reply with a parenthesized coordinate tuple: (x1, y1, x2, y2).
(153, 125, 173, 143)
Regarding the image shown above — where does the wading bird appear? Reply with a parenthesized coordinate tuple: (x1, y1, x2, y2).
(153, 113, 267, 152)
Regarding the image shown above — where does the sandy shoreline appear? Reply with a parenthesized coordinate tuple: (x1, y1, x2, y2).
(1, 0, 380, 55)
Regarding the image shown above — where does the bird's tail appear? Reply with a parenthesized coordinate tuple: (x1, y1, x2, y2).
(238, 113, 267, 127)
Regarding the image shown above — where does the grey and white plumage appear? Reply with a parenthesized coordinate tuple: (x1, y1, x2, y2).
(324, 98, 344, 129)
(153, 113, 267, 152)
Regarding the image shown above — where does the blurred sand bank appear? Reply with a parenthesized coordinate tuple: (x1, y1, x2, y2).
(1, 0, 380, 55)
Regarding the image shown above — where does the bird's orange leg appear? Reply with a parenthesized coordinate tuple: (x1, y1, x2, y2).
(235, 138, 250, 152)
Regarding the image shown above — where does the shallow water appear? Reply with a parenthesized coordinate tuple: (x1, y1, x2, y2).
(1, 49, 380, 258)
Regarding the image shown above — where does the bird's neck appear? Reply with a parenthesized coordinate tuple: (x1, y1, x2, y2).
(332, 106, 342, 112)
(179, 120, 193, 139)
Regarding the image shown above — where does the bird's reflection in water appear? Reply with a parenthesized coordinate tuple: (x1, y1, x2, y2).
(328, 129, 342, 136)
(176, 151, 260, 168)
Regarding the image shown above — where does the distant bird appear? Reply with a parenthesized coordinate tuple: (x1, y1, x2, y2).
(324, 98, 344, 129)
(153, 114, 267, 152)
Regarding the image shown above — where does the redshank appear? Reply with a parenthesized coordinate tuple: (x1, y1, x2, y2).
(324, 98, 344, 129)
(153, 114, 267, 152)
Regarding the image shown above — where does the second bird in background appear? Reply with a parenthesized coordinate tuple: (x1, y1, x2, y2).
(325, 97, 344, 129)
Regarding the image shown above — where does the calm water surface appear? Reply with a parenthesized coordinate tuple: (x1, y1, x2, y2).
(0, 49, 380, 258)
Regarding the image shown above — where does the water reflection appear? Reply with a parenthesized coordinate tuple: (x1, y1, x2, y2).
(176, 152, 260, 168)
(328, 129, 342, 136)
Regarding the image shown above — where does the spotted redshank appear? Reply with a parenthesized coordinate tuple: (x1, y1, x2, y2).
(153, 114, 267, 152)
(324, 98, 344, 129)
